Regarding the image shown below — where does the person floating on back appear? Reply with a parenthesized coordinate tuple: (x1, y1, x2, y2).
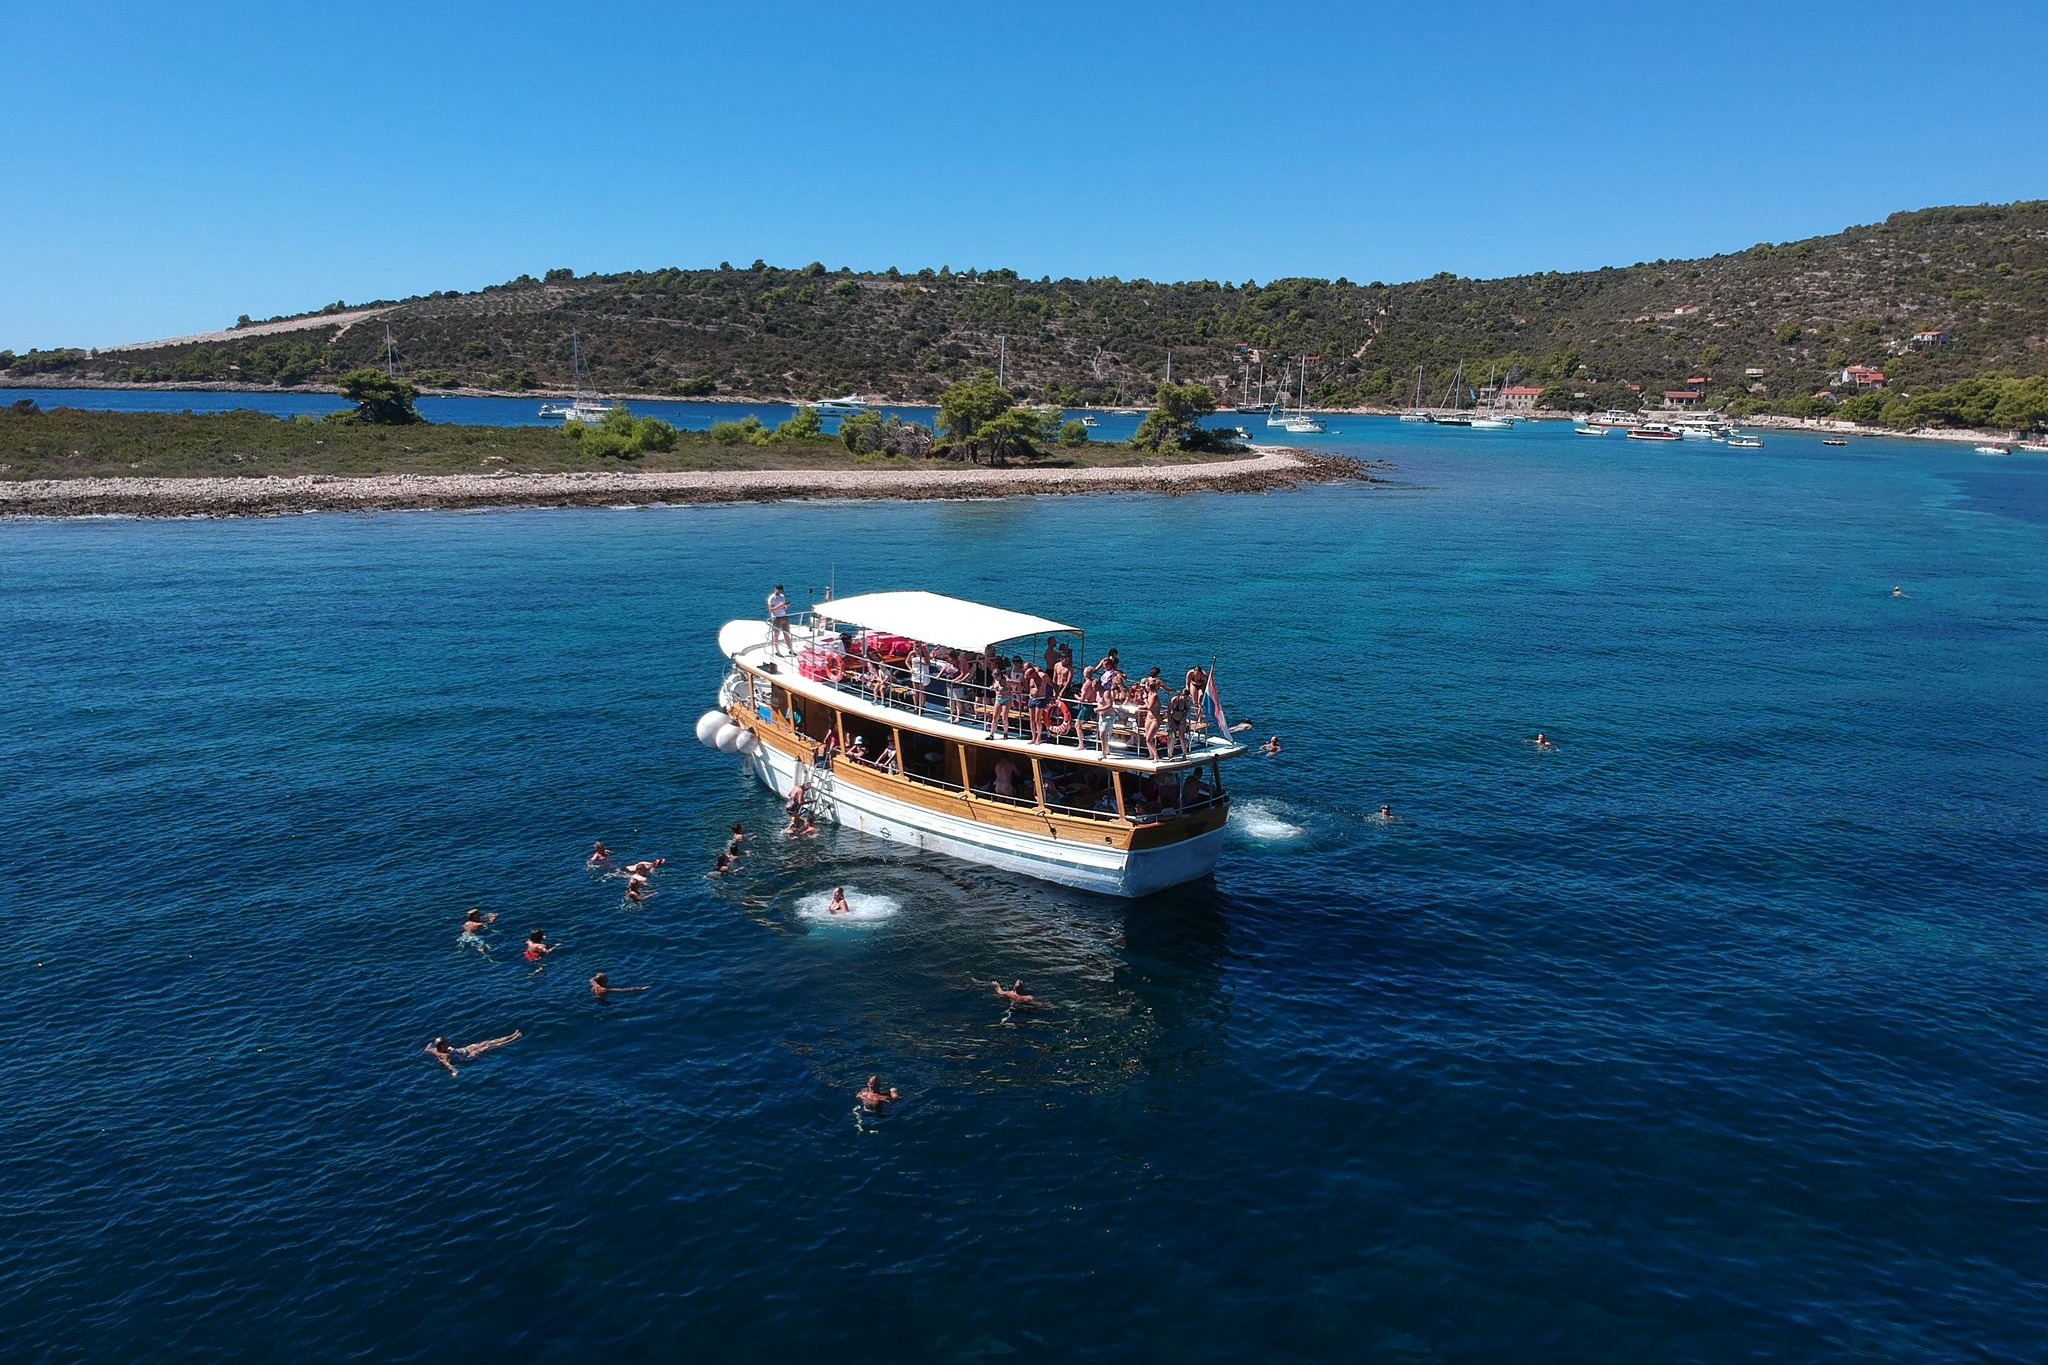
(425, 1030, 521, 1077)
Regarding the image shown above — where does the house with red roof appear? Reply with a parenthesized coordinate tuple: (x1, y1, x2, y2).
(1839, 365, 1887, 388)
(1500, 385, 1544, 412)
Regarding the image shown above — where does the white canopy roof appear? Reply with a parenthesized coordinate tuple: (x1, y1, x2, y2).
(814, 591, 1078, 654)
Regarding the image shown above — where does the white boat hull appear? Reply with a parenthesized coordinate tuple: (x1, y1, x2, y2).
(741, 740, 1221, 898)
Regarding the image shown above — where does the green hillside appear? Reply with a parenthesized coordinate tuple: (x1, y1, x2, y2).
(8, 201, 2048, 414)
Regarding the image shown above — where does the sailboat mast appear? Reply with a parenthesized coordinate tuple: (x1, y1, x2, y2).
(997, 335, 1006, 388)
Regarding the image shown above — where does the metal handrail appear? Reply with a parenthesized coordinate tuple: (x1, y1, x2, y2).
(780, 645, 1219, 762)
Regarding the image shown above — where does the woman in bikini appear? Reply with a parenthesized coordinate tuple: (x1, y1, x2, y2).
(425, 1030, 522, 1077)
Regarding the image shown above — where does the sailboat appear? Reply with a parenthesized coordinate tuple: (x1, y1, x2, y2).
(1432, 362, 1473, 425)
(1399, 366, 1434, 422)
(538, 330, 615, 424)
(1469, 364, 1514, 429)
(1264, 361, 1295, 426)
(1279, 359, 1325, 433)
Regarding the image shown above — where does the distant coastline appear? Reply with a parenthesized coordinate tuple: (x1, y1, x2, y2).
(0, 449, 1372, 519)
(3, 375, 2027, 448)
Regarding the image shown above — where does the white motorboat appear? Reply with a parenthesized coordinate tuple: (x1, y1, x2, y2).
(814, 393, 871, 415)
(1975, 445, 2011, 456)
(1726, 435, 1764, 449)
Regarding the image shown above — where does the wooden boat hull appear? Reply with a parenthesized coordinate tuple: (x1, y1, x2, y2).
(741, 727, 1225, 897)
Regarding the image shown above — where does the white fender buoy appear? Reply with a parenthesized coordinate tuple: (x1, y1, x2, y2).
(696, 711, 726, 746)
(714, 723, 742, 754)
(733, 729, 758, 754)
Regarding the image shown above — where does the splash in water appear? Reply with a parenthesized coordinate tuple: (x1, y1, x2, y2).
(1231, 799, 1305, 841)
(794, 888, 901, 925)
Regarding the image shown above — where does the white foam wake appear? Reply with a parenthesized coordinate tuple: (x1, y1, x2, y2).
(1231, 800, 1305, 841)
(794, 888, 902, 925)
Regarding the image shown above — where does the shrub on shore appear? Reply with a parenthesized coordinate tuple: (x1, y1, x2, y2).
(566, 403, 678, 459)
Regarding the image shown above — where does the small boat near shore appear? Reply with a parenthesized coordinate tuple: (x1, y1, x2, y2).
(1726, 435, 1764, 449)
(1626, 423, 1682, 442)
(1573, 425, 1610, 437)
(1822, 437, 1848, 447)
(703, 591, 1246, 896)
(814, 393, 872, 416)
(1975, 445, 2011, 456)
(2018, 441, 2048, 454)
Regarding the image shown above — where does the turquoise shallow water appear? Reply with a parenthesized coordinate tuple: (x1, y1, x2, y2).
(4, 418, 2047, 1363)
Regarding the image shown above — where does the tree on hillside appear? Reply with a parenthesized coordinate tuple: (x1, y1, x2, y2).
(1131, 382, 1228, 450)
(333, 369, 423, 425)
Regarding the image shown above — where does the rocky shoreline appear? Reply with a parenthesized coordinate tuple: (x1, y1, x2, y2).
(0, 450, 1370, 519)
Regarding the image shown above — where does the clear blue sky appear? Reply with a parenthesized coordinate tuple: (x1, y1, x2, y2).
(5, 0, 2044, 350)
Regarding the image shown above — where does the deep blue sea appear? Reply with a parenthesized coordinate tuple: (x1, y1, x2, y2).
(5, 406, 2047, 1363)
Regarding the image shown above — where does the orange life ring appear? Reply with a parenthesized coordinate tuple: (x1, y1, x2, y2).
(824, 655, 844, 682)
(1047, 697, 1073, 735)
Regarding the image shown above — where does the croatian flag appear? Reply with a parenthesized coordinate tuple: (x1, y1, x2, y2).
(1206, 670, 1230, 735)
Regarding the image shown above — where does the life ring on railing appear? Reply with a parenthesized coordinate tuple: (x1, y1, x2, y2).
(823, 655, 844, 682)
(1046, 698, 1073, 736)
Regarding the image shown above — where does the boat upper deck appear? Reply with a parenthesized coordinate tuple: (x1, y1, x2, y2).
(720, 612, 1246, 775)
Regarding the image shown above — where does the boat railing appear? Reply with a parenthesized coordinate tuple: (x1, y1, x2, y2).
(767, 637, 1221, 762)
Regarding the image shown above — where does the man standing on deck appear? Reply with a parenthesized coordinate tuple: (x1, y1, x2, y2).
(767, 585, 792, 651)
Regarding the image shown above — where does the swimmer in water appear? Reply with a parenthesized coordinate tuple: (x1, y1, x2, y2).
(1261, 735, 1282, 756)
(625, 878, 651, 905)
(727, 823, 750, 855)
(1377, 805, 1393, 821)
(993, 979, 1039, 1008)
(828, 887, 850, 915)
(712, 852, 734, 876)
(587, 841, 611, 867)
(589, 972, 650, 1000)
(425, 1029, 521, 1077)
(1892, 585, 1905, 598)
(797, 814, 818, 837)
(461, 907, 497, 934)
(523, 930, 554, 962)
(623, 858, 666, 878)
(857, 1075, 900, 1111)
(1534, 732, 1555, 750)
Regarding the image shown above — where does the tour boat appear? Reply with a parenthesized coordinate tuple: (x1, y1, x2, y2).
(699, 591, 1246, 897)
(1582, 410, 1637, 429)
(1626, 423, 1682, 442)
(538, 329, 615, 424)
